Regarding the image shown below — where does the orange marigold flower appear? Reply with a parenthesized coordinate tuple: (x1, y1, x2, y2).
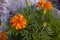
(36, 0, 45, 7)
(39, 0, 44, 2)
(36, 0, 52, 9)
(43, 1, 52, 9)
(0, 32, 7, 40)
(10, 14, 27, 30)
(36, 2, 41, 7)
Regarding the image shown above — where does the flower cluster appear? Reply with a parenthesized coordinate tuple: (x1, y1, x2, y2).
(36, 0, 52, 9)
(10, 14, 27, 30)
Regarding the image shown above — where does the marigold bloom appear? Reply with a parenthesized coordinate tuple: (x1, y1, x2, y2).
(36, 0, 52, 9)
(36, 2, 41, 7)
(43, 1, 52, 9)
(36, 0, 45, 7)
(10, 14, 27, 30)
(0, 32, 7, 40)
(39, 0, 44, 2)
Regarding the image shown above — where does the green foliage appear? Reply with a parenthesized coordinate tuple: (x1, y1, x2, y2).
(7, 6, 60, 40)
